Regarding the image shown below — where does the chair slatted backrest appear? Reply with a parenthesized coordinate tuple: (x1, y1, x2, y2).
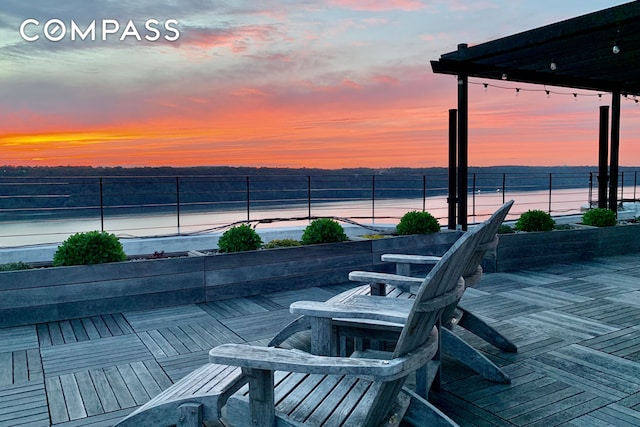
(461, 200, 513, 281)
(393, 222, 484, 358)
(362, 221, 486, 422)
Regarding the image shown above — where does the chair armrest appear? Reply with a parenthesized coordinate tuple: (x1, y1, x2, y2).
(381, 254, 441, 265)
(209, 328, 438, 382)
(290, 296, 413, 324)
(349, 271, 423, 287)
(349, 271, 423, 294)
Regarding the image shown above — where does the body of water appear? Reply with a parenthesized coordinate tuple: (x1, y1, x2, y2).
(0, 187, 604, 248)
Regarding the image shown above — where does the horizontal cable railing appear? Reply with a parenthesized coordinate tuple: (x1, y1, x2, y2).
(0, 170, 638, 247)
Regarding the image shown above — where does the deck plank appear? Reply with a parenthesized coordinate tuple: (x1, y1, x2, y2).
(75, 371, 103, 417)
(220, 308, 298, 342)
(41, 334, 154, 377)
(59, 374, 88, 420)
(91, 368, 124, 412)
(89, 367, 121, 412)
(0, 382, 49, 427)
(123, 305, 211, 332)
(0, 326, 39, 353)
(0, 353, 12, 386)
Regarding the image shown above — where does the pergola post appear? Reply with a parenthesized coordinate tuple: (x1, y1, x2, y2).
(598, 105, 609, 209)
(609, 91, 621, 214)
(448, 109, 457, 229)
(457, 47, 469, 230)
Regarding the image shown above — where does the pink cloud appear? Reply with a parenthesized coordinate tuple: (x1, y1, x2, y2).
(231, 87, 269, 97)
(328, 0, 425, 12)
(446, 0, 499, 12)
(176, 25, 282, 53)
(371, 74, 399, 85)
(342, 79, 361, 89)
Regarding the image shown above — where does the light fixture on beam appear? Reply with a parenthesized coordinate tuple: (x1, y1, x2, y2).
(613, 28, 621, 54)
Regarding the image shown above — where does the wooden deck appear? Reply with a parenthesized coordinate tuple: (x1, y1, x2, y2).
(1, 253, 639, 426)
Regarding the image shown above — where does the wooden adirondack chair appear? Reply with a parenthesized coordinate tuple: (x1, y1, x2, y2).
(376, 200, 516, 353)
(206, 221, 485, 426)
(269, 201, 515, 389)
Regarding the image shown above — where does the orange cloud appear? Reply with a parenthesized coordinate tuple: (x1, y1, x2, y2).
(2, 69, 639, 169)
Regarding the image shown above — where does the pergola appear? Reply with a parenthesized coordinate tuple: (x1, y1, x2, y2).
(431, 1, 640, 229)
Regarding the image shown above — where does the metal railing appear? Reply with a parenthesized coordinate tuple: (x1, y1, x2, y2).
(0, 170, 638, 246)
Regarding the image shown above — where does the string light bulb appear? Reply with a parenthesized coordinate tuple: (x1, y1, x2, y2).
(501, 73, 508, 80)
(470, 81, 635, 104)
(613, 28, 621, 54)
(550, 61, 557, 71)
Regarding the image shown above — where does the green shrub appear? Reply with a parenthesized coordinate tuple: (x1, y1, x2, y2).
(264, 238, 302, 249)
(301, 219, 348, 245)
(218, 224, 263, 253)
(515, 210, 555, 232)
(582, 208, 617, 227)
(53, 231, 127, 266)
(396, 211, 440, 235)
(0, 261, 33, 271)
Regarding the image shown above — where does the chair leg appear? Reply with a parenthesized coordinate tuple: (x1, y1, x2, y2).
(246, 368, 275, 427)
(457, 308, 518, 352)
(441, 329, 511, 384)
(401, 387, 459, 427)
(178, 403, 203, 427)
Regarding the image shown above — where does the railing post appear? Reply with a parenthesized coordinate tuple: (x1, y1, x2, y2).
(246, 176, 250, 222)
(308, 175, 312, 222)
(176, 177, 181, 235)
(422, 175, 426, 212)
(472, 173, 476, 221)
(548, 173, 553, 214)
(621, 171, 625, 204)
(99, 177, 104, 232)
(371, 175, 376, 223)
(502, 173, 506, 204)
(635, 171, 638, 201)
(587, 172, 593, 209)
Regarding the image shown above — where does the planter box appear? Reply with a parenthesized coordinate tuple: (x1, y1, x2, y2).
(0, 257, 207, 328)
(0, 231, 462, 328)
(487, 223, 640, 272)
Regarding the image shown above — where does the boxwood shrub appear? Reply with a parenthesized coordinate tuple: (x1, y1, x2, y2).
(218, 224, 263, 253)
(515, 210, 555, 232)
(396, 211, 440, 235)
(582, 208, 617, 227)
(301, 219, 348, 245)
(53, 231, 127, 266)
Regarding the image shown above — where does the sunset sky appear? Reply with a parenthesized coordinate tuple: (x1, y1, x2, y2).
(1, 0, 638, 168)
